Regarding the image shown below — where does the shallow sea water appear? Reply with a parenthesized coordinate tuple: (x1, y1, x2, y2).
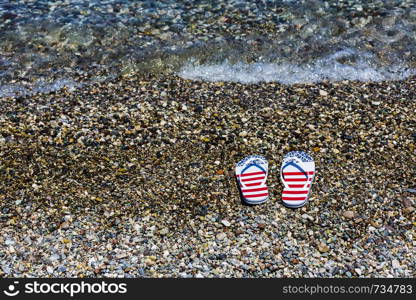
(1, 0, 416, 96)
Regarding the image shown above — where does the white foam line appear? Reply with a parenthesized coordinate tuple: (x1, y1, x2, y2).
(178, 49, 416, 84)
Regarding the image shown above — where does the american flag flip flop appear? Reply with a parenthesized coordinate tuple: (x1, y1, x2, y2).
(280, 151, 316, 208)
(235, 155, 269, 205)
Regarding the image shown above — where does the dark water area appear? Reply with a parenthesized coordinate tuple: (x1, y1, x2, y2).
(1, 0, 416, 96)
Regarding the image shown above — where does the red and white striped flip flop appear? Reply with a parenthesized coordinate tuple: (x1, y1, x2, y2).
(235, 155, 269, 205)
(280, 151, 315, 208)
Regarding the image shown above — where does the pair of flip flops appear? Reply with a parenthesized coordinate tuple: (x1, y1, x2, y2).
(235, 151, 315, 208)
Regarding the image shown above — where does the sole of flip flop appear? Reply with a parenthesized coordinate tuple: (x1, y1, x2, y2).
(243, 197, 269, 205)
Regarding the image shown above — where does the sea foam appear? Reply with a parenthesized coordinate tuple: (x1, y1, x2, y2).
(0, 79, 80, 98)
(178, 49, 415, 84)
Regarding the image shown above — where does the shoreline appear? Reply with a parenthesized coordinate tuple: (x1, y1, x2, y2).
(0, 75, 415, 277)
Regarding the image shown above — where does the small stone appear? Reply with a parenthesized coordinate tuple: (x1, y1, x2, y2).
(301, 214, 314, 221)
(239, 131, 248, 137)
(318, 243, 330, 253)
(159, 228, 169, 235)
(371, 101, 381, 105)
(47, 266, 54, 274)
(151, 29, 160, 35)
(194, 105, 203, 113)
(57, 266, 66, 273)
(216, 232, 227, 240)
(116, 253, 128, 259)
(257, 223, 266, 230)
(138, 268, 146, 276)
(5, 239, 14, 246)
(133, 224, 141, 232)
(319, 89, 328, 96)
(355, 268, 362, 276)
(144, 256, 156, 266)
(402, 198, 413, 208)
(235, 229, 244, 236)
(273, 246, 282, 254)
(1, 265, 11, 274)
(60, 222, 70, 229)
(405, 188, 416, 193)
(49, 254, 60, 261)
(291, 258, 300, 264)
(221, 220, 231, 227)
(343, 211, 355, 219)
(392, 259, 401, 269)
(403, 207, 414, 214)
(346, 271, 352, 277)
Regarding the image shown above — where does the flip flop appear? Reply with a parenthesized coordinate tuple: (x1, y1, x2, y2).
(280, 151, 315, 208)
(235, 155, 269, 205)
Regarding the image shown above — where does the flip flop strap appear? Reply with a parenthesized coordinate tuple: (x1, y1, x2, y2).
(280, 158, 309, 190)
(240, 162, 267, 188)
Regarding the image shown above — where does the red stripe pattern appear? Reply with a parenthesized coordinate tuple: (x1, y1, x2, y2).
(236, 171, 265, 177)
(283, 171, 314, 176)
(284, 178, 309, 182)
(241, 187, 268, 193)
(237, 170, 268, 203)
(281, 169, 314, 205)
(288, 184, 311, 188)
(282, 197, 308, 201)
(283, 190, 308, 194)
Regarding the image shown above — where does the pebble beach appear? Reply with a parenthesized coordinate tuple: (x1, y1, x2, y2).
(0, 75, 415, 277)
